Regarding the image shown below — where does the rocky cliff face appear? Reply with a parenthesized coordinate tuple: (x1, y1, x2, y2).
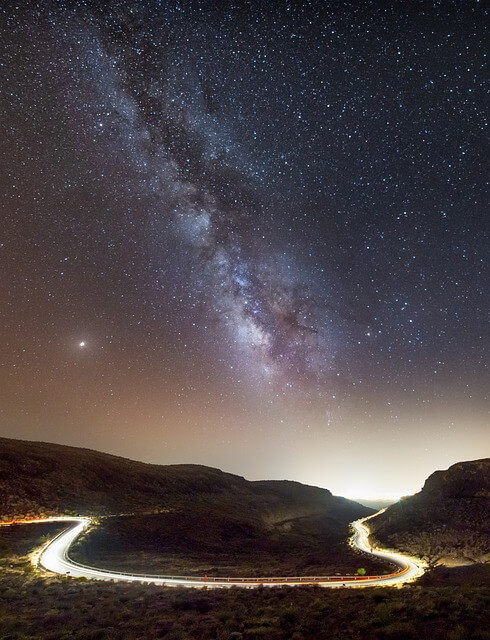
(368, 459, 490, 566)
(421, 459, 490, 499)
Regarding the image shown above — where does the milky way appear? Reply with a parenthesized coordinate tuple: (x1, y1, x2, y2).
(1, 1, 488, 495)
(51, 10, 342, 392)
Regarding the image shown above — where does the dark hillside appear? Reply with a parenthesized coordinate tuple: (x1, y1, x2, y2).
(0, 437, 372, 525)
(69, 508, 391, 577)
(369, 459, 490, 566)
(0, 437, 386, 577)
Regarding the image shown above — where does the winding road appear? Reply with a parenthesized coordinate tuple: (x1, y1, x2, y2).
(5, 512, 423, 588)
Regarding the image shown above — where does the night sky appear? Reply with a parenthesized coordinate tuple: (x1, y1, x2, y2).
(1, 1, 488, 499)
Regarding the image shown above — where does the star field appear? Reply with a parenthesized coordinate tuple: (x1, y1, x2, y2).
(0, 1, 488, 497)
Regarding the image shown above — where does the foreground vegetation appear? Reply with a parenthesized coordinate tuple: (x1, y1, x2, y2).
(1, 523, 489, 640)
(2, 563, 489, 640)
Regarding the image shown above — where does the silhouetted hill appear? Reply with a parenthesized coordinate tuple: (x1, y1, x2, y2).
(369, 459, 490, 566)
(0, 437, 386, 576)
(0, 437, 373, 526)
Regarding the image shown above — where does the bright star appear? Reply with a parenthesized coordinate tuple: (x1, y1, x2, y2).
(79, 341, 86, 348)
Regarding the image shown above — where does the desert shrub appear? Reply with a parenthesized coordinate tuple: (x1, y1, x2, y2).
(161, 624, 189, 640)
(243, 628, 280, 639)
(374, 622, 418, 639)
(280, 608, 299, 627)
(372, 590, 389, 603)
(373, 602, 397, 625)
(243, 616, 276, 629)
(446, 626, 469, 640)
(172, 595, 212, 613)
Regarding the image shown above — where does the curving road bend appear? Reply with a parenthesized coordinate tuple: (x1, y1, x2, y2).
(5, 513, 423, 588)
